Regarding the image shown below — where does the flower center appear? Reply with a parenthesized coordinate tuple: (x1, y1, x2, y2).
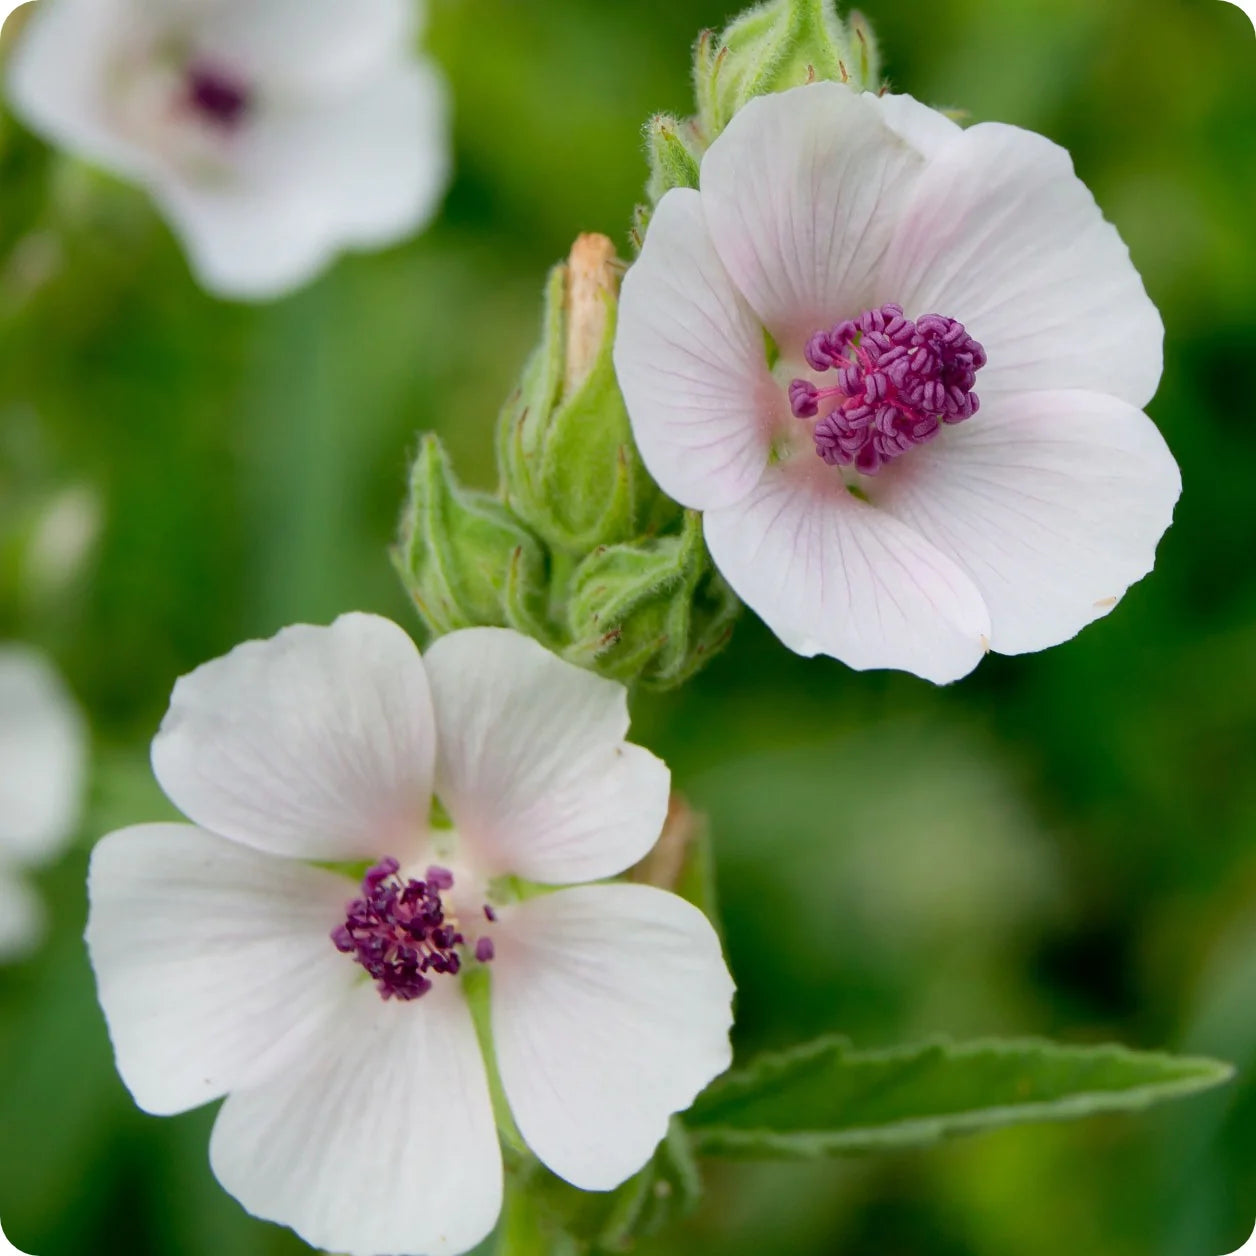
(788, 303, 986, 475)
(184, 61, 252, 131)
(332, 859, 496, 1001)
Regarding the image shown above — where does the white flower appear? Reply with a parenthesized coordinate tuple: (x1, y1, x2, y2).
(86, 615, 734, 1256)
(7, 0, 450, 300)
(614, 82, 1181, 684)
(0, 644, 87, 961)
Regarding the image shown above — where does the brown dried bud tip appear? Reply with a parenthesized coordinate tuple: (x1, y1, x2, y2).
(563, 232, 620, 397)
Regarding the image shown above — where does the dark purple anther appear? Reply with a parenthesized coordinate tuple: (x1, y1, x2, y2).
(186, 62, 252, 131)
(789, 303, 986, 474)
(332, 859, 497, 1000)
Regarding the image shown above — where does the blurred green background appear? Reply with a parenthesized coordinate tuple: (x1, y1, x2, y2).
(1, 0, 1254, 1253)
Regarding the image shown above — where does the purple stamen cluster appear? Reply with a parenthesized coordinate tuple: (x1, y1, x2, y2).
(789, 303, 986, 475)
(332, 859, 494, 1001)
(185, 62, 252, 131)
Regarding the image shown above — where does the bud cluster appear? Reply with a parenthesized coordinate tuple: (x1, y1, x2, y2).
(395, 234, 739, 690)
(638, 0, 882, 239)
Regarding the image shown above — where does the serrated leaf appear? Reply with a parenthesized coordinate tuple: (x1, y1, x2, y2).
(687, 1035, 1234, 1158)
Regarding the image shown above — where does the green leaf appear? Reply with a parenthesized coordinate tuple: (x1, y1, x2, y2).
(687, 1036, 1235, 1158)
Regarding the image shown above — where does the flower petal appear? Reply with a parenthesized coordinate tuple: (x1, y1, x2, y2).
(151, 613, 433, 863)
(491, 884, 733, 1191)
(6, 0, 157, 184)
(872, 389, 1182, 655)
(0, 644, 87, 865)
(424, 629, 669, 885)
(159, 60, 449, 301)
(864, 90, 963, 158)
(878, 121, 1163, 408)
(195, 0, 417, 93)
(615, 188, 778, 510)
(700, 81, 926, 349)
(86, 823, 356, 1116)
(703, 462, 990, 683)
(210, 979, 500, 1256)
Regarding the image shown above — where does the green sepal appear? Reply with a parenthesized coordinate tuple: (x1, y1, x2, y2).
(564, 511, 739, 690)
(497, 242, 678, 556)
(496, 1121, 701, 1256)
(685, 1035, 1236, 1158)
(695, 0, 867, 142)
(644, 113, 703, 206)
(393, 433, 548, 639)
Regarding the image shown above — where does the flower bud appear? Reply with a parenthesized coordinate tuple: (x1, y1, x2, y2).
(394, 433, 548, 639)
(644, 112, 702, 207)
(498, 233, 678, 554)
(694, 0, 876, 142)
(565, 511, 739, 690)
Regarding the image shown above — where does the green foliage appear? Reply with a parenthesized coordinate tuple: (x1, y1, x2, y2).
(687, 1036, 1235, 1158)
(498, 1122, 702, 1256)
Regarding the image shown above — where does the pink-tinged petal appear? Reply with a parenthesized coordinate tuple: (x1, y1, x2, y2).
(151, 614, 433, 863)
(872, 389, 1182, 655)
(615, 189, 778, 511)
(210, 979, 500, 1256)
(700, 82, 926, 349)
(703, 462, 990, 683)
(879, 122, 1163, 408)
(865, 91, 963, 158)
(0, 645, 87, 866)
(85, 823, 356, 1116)
(491, 884, 733, 1191)
(424, 629, 669, 885)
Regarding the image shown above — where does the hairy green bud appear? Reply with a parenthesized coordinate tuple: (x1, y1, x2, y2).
(498, 234, 678, 555)
(394, 433, 548, 640)
(565, 512, 739, 690)
(694, 0, 878, 143)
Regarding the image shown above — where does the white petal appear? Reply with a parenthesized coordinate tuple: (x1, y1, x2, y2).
(872, 390, 1182, 655)
(159, 60, 449, 302)
(615, 189, 778, 511)
(491, 884, 733, 1191)
(151, 613, 434, 863)
(194, 0, 418, 94)
(878, 121, 1163, 408)
(0, 869, 46, 964)
(210, 979, 500, 1256)
(424, 629, 670, 885)
(704, 462, 990, 683)
(85, 823, 356, 1116)
(0, 644, 87, 865)
(6, 0, 157, 183)
(700, 81, 926, 350)
(864, 90, 963, 158)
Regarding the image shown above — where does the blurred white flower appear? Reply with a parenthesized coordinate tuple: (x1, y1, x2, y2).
(87, 614, 733, 1256)
(7, 0, 450, 300)
(615, 82, 1181, 684)
(0, 644, 88, 961)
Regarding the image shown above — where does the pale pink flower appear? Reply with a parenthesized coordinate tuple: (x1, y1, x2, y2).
(615, 82, 1181, 683)
(86, 615, 733, 1256)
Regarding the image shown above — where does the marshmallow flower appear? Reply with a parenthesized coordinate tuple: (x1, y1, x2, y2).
(8, 0, 450, 300)
(0, 645, 87, 961)
(86, 615, 733, 1256)
(615, 83, 1181, 684)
